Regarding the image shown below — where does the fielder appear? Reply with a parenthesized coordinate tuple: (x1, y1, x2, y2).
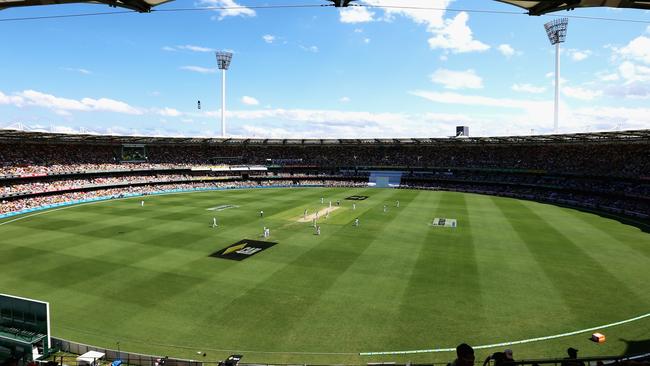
(316, 225, 321, 236)
(321, 197, 324, 204)
(352, 203, 356, 210)
(383, 204, 387, 213)
(212, 217, 218, 228)
(354, 218, 359, 227)
(260, 210, 264, 218)
(141, 200, 144, 207)
(396, 200, 400, 208)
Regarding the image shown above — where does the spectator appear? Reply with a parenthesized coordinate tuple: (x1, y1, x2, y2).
(450, 343, 475, 366)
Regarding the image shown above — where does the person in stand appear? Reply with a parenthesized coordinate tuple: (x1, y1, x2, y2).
(449, 343, 474, 366)
(561, 348, 585, 366)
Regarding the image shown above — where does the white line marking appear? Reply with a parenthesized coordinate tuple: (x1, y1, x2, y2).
(360, 312, 650, 355)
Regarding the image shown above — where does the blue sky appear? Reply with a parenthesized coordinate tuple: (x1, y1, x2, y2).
(1, 0, 650, 138)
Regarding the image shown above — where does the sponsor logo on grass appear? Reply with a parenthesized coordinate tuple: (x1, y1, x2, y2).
(430, 218, 457, 228)
(210, 239, 277, 261)
(345, 195, 368, 201)
(206, 204, 239, 211)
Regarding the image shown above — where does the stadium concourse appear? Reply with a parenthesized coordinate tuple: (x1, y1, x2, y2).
(0, 129, 648, 219)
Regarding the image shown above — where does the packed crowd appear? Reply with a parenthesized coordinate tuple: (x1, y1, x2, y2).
(0, 174, 211, 196)
(401, 181, 650, 219)
(404, 170, 650, 199)
(0, 180, 363, 215)
(0, 162, 191, 177)
(2, 141, 648, 178)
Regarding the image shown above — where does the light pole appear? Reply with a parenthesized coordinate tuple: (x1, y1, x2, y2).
(216, 51, 233, 138)
(544, 18, 568, 133)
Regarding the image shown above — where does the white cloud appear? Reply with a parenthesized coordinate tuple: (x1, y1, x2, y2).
(562, 86, 602, 100)
(619, 61, 650, 83)
(157, 107, 183, 117)
(300, 45, 319, 53)
(262, 34, 276, 44)
(357, 0, 488, 54)
(196, 0, 256, 20)
(241, 96, 260, 105)
(62, 67, 92, 75)
(567, 49, 592, 61)
(617, 36, 650, 64)
(410, 90, 548, 110)
(177, 45, 215, 53)
(512, 83, 547, 94)
(427, 12, 490, 53)
(497, 44, 515, 57)
(339, 96, 351, 103)
(0, 91, 24, 106)
(430, 69, 483, 90)
(1, 89, 142, 115)
(180, 66, 218, 74)
(340, 6, 375, 23)
(596, 72, 619, 82)
(604, 83, 650, 99)
(162, 46, 176, 52)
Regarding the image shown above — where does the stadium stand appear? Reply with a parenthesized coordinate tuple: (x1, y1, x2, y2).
(1, 129, 648, 220)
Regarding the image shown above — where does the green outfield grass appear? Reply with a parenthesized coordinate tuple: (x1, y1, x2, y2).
(1, 187, 649, 364)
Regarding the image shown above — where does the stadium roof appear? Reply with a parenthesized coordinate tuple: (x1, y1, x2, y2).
(495, 0, 650, 15)
(0, 129, 648, 146)
(0, 0, 171, 12)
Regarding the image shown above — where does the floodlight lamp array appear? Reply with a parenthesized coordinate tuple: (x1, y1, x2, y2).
(544, 18, 568, 45)
(216, 51, 233, 70)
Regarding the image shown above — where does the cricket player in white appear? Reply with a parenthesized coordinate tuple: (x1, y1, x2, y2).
(321, 197, 324, 204)
(316, 226, 321, 235)
(383, 205, 387, 213)
(396, 200, 400, 208)
(329, 201, 332, 208)
(352, 203, 356, 210)
(260, 210, 264, 218)
(212, 217, 218, 228)
(354, 218, 359, 227)
(141, 200, 144, 207)
(303, 208, 307, 219)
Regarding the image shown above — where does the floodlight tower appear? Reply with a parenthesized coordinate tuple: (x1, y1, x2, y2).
(216, 51, 233, 138)
(544, 18, 568, 133)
